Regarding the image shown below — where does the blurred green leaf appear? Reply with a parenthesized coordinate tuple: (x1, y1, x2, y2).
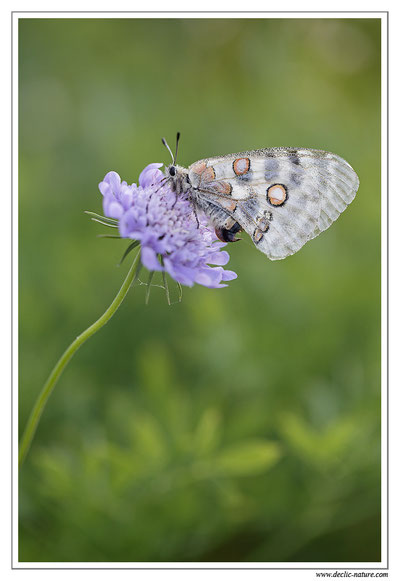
(214, 439, 283, 477)
(118, 240, 140, 265)
(129, 412, 169, 467)
(193, 408, 221, 456)
(279, 412, 359, 468)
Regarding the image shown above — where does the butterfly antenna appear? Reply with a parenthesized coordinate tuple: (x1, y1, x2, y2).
(161, 137, 174, 163)
(174, 132, 181, 164)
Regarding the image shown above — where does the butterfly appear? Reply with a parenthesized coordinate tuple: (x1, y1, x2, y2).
(162, 133, 359, 260)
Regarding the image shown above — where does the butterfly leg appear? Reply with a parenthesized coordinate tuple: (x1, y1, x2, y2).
(153, 176, 169, 196)
(172, 191, 180, 208)
(171, 178, 184, 208)
(192, 204, 200, 228)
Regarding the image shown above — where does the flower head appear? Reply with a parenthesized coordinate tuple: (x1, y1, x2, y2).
(98, 164, 237, 289)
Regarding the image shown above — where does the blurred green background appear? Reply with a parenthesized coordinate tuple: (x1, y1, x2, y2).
(18, 18, 381, 563)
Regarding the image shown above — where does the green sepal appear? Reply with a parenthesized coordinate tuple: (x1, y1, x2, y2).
(85, 211, 119, 228)
(161, 269, 170, 305)
(176, 282, 183, 303)
(96, 234, 122, 239)
(118, 240, 140, 266)
(145, 271, 155, 305)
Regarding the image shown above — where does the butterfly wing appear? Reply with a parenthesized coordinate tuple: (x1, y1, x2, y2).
(188, 148, 359, 260)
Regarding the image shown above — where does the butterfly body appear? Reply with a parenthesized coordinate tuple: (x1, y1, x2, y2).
(166, 146, 359, 260)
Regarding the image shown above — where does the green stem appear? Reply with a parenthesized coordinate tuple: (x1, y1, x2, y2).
(19, 252, 141, 468)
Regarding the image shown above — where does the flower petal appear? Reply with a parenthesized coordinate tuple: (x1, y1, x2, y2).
(138, 163, 164, 188)
(206, 250, 230, 266)
(194, 267, 224, 288)
(141, 246, 163, 271)
(104, 199, 123, 219)
(221, 269, 238, 281)
(104, 171, 121, 192)
(98, 181, 111, 197)
(164, 259, 195, 286)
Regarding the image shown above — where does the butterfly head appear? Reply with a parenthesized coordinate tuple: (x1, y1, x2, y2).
(168, 165, 177, 178)
(165, 164, 191, 195)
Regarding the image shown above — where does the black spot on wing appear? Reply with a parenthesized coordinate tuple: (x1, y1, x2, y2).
(243, 197, 260, 215)
(264, 158, 280, 181)
(235, 172, 252, 183)
(291, 156, 301, 165)
(288, 153, 303, 186)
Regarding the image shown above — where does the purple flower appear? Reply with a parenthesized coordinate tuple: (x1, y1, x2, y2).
(98, 164, 237, 289)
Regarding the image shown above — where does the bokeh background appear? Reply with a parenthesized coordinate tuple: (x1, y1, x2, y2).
(19, 18, 381, 563)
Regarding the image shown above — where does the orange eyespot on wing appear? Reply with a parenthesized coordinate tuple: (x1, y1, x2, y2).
(256, 216, 270, 232)
(233, 157, 250, 176)
(202, 166, 216, 182)
(267, 184, 288, 206)
(213, 181, 233, 195)
(190, 162, 216, 186)
(190, 161, 207, 176)
(253, 228, 264, 243)
(217, 198, 237, 212)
